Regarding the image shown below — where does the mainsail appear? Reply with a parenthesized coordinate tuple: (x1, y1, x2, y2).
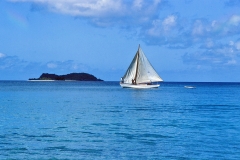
(122, 45, 163, 84)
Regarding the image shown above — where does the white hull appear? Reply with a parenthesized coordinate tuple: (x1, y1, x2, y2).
(120, 83, 160, 89)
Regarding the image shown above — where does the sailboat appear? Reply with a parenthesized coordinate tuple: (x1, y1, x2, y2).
(120, 45, 163, 89)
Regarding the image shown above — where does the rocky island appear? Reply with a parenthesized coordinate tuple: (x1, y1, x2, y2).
(29, 73, 103, 81)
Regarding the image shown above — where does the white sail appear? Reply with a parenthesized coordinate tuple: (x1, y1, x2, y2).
(136, 47, 163, 83)
(121, 50, 138, 84)
(121, 45, 163, 84)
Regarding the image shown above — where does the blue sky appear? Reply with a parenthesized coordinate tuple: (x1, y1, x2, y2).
(1, 0, 240, 81)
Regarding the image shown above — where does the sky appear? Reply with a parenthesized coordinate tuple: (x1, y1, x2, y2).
(1, 0, 240, 82)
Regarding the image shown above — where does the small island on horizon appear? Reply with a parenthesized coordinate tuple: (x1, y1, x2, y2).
(29, 73, 103, 81)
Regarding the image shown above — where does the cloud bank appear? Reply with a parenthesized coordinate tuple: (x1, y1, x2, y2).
(0, 54, 94, 79)
(7, 0, 240, 72)
(10, 0, 162, 18)
(9, 1, 240, 44)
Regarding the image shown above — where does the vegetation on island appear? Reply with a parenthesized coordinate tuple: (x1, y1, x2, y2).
(29, 73, 103, 81)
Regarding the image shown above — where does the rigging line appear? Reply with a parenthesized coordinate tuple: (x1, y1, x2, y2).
(134, 45, 140, 84)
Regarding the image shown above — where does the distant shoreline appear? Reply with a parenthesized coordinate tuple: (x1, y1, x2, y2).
(29, 73, 103, 81)
(28, 80, 79, 82)
(28, 80, 56, 82)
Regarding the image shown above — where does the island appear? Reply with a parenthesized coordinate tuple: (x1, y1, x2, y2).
(29, 73, 103, 81)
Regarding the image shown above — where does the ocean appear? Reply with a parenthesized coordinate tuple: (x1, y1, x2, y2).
(0, 81, 239, 159)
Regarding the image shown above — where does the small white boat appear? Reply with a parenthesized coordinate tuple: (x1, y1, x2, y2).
(120, 45, 163, 89)
(184, 86, 196, 89)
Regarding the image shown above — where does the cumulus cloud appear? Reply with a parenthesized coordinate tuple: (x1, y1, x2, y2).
(9, 0, 165, 29)
(0, 55, 28, 70)
(10, 0, 122, 16)
(144, 14, 195, 48)
(0, 53, 6, 58)
(148, 15, 178, 36)
(0, 54, 93, 78)
(9, 0, 162, 18)
(192, 20, 205, 36)
(183, 39, 240, 67)
(8, 1, 240, 47)
(0, 53, 112, 80)
(183, 51, 233, 67)
(236, 41, 240, 50)
(7, 0, 240, 68)
(45, 60, 90, 72)
(162, 15, 177, 31)
(143, 13, 240, 50)
(133, 0, 144, 10)
(201, 15, 240, 41)
(229, 15, 240, 26)
(47, 62, 57, 69)
(183, 16, 240, 68)
(226, 59, 237, 65)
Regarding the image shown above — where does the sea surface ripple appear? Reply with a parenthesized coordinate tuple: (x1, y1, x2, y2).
(0, 81, 239, 159)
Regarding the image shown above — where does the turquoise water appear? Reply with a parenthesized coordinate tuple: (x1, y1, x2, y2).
(0, 81, 240, 159)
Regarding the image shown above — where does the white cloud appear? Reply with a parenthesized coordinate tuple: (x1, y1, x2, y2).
(192, 20, 204, 36)
(235, 41, 240, 50)
(191, 15, 240, 39)
(47, 63, 57, 68)
(0, 55, 97, 79)
(45, 60, 90, 72)
(9, 0, 162, 18)
(9, 0, 240, 53)
(163, 15, 176, 26)
(0, 55, 28, 70)
(147, 15, 177, 37)
(226, 59, 236, 65)
(162, 15, 177, 31)
(9, 0, 125, 16)
(183, 37, 240, 67)
(147, 19, 161, 37)
(211, 20, 217, 27)
(0, 53, 6, 58)
(0, 54, 93, 74)
(229, 15, 240, 26)
(229, 41, 234, 46)
(133, 0, 143, 9)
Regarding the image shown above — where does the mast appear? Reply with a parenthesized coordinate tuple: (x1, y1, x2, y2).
(121, 44, 163, 84)
(133, 45, 140, 84)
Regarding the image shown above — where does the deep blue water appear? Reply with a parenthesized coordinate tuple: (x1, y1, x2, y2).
(0, 81, 240, 159)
